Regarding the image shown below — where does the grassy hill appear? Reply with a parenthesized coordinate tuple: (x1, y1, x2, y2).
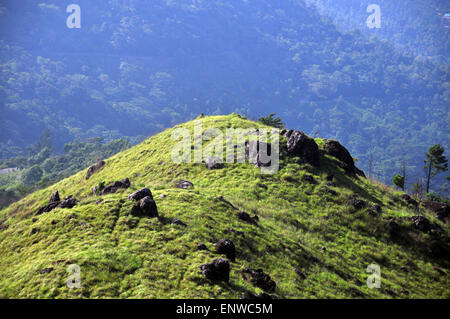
(0, 114, 448, 298)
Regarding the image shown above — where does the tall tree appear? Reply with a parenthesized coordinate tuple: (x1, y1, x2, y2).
(423, 144, 448, 193)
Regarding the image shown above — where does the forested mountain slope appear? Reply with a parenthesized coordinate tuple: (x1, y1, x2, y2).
(0, 0, 448, 191)
(305, 0, 449, 57)
(0, 115, 448, 298)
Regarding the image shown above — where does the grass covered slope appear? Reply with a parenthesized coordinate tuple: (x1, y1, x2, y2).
(0, 114, 448, 298)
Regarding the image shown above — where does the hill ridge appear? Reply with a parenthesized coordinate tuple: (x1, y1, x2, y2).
(0, 114, 448, 298)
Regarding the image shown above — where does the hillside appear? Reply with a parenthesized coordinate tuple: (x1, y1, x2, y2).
(0, 0, 448, 191)
(0, 114, 448, 298)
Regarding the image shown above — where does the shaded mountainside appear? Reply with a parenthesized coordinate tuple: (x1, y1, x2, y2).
(0, 114, 448, 298)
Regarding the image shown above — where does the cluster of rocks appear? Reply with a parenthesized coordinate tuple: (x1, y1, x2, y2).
(127, 188, 158, 218)
(35, 191, 78, 215)
(100, 178, 131, 195)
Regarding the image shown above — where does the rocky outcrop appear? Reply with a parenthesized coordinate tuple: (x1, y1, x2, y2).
(86, 160, 105, 180)
(35, 191, 78, 215)
(128, 188, 158, 218)
(283, 130, 320, 166)
(100, 178, 130, 195)
(49, 191, 60, 203)
(323, 139, 364, 176)
(200, 258, 230, 282)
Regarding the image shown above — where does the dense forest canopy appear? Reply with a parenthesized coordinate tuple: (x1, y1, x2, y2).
(0, 0, 449, 193)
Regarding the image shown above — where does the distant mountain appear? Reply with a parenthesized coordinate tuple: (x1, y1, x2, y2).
(305, 0, 450, 57)
(0, 0, 448, 192)
(0, 114, 448, 298)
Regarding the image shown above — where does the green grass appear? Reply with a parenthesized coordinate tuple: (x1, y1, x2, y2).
(0, 114, 448, 298)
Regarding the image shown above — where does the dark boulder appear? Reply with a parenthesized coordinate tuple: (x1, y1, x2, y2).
(355, 167, 366, 178)
(100, 178, 131, 195)
(59, 197, 78, 209)
(323, 139, 363, 176)
(284, 130, 320, 166)
(237, 211, 251, 222)
(205, 156, 224, 170)
(49, 191, 60, 204)
(411, 216, 433, 233)
(243, 268, 276, 292)
(86, 160, 105, 180)
(139, 196, 158, 217)
(200, 258, 230, 282)
(215, 239, 236, 262)
(128, 188, 152, 201)
(176, 180, 194, 189)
